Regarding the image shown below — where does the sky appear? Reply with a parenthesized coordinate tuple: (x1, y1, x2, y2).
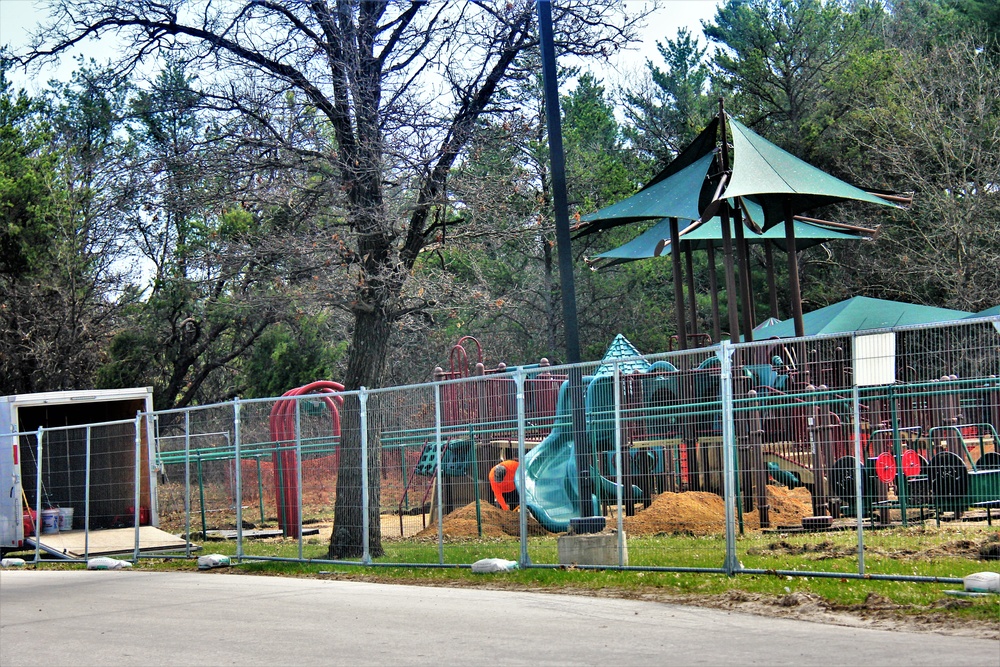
(1, 0, 724, 93)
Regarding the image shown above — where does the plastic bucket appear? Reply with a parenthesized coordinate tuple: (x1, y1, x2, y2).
(41, 509, 60, 534)
(58, 507, 74, 531)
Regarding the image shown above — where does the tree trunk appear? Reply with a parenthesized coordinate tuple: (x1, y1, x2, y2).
(329, 308, 391, 559)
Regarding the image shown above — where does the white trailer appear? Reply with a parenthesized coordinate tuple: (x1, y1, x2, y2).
(0, 387, 157, 552)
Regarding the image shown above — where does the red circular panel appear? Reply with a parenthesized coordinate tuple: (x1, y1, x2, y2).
(901, 449, 921, 477)
(875, 451, 897, 483)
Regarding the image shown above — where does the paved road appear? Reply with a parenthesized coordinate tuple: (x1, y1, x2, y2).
(1, 570, 996, 666)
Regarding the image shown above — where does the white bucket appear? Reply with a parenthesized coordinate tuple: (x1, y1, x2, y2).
(58, 507, 74, 531)
(41, 509, 60, 534)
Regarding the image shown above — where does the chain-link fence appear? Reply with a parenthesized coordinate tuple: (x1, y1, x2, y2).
(7, 317, 997, 581)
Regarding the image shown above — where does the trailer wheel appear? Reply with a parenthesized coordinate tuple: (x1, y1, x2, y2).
(927, 451, 969, 518)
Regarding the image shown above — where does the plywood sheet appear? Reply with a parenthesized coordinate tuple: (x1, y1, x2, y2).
(26, 526, 191, 559)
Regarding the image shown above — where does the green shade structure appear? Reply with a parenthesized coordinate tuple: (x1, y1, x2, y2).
(967, 305, 1000, 318)
(589, 216, 867, 269)
(715, 115, 904, 338)
(751, 297, 972, 339)
(576, 151, 715, 233)
(724, 117, 899, 231)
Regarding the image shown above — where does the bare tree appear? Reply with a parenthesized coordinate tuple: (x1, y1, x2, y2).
(835, 36, 1000, 311)
(16, 0, 647, 557)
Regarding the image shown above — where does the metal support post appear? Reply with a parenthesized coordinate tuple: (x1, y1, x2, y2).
(613, 361, 625, 566)
(84, 425, 92, 560)
(296, 397, 304, 559)
(853, 384, 866, 575)
(360, 388, 371, 565)
(719, 342, 741, 575)
(134, 413, 142, 562)
(516, 369, 529, 567)
(434, 383, 444, 565)
(234, 399, 243, 561)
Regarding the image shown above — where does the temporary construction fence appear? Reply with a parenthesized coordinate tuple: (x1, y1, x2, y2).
(6, 316, 998, 582)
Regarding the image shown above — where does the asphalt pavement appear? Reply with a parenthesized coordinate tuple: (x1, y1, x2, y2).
(1, 570, 997, 666)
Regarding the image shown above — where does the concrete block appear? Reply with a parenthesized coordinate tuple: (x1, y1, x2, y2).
(557, 530, 627, 567)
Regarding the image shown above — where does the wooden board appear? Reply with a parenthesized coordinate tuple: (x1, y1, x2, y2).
(25, 526, 191, 559)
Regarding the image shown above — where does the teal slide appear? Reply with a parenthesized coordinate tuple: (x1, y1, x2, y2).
(517, 376, 640, 533)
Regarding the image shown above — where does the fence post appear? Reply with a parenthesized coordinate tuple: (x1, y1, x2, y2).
(515, 369, 529, 567)
(84, 425, 92, 560)
(613, 359, 625, 567)
(296, 397, 304, 560)
(234, 398, 243, 561)
(134, 412, 142, 563)
(34, 426, 43, 564)
(719, 341, 741, 575)
(434, 382, 444, 565)
(184, 411, 191, 557)
(853, 384, 866, 575)
(360, 387, 371, 565)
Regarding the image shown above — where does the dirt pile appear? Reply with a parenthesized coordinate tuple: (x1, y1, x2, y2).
(624, 486, 814, 536)
(625, 491, 727, 536)
(415, 486, 814, 539)
(414, 502, 551, 539)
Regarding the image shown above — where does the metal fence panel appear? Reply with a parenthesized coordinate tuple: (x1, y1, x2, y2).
(11, 316, 995, 581)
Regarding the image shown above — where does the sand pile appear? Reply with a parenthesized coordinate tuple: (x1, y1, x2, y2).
(414, 502, 551, 539)
(624, 486, 814, 536)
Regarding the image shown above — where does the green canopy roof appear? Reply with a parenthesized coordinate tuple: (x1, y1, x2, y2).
(967, 305, 1000, 318)
(575, 152, 715, 235)
(594, 334, 649, 376)
(751, 297, 972, 338)
(590, 216, 865, 269)
(723, 117, 899, 230)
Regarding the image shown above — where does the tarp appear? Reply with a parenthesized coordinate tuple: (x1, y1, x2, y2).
(723, 117, 899, 230)
(751, 296, 972, 338)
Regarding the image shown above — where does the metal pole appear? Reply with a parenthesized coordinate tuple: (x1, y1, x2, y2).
(184, 411, 191, 557)
(732, 204, 755, 339)
(538, 0, 593, 522)
(84, 425, 91, 560)
(196, 452, 207, 539)
(719, 342, 741, 575)
(613, 361, 625, 566)
(784, 201, 805, 337)
(256, 456, 265, 527)
(706, 243, 722, 343)
(360, 388, 371, 565)
(296, 397, 304, 559)
(234, 399, 243, 561)
(434, 383, 444, 565)
(133, 412, 142, 563)
(765, 241, 780, 319)
(35, 427, 42, 564)
(718, 101, 741, 343)
(684, 243, 699, 336)
(516, 369, 529, 567)
(853, 383, 865, 575)
(669, 217, 688, 350)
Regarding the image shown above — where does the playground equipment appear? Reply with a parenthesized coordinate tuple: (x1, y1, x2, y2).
(268, 381, 344, 537)
(408, 323, 999, 534)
